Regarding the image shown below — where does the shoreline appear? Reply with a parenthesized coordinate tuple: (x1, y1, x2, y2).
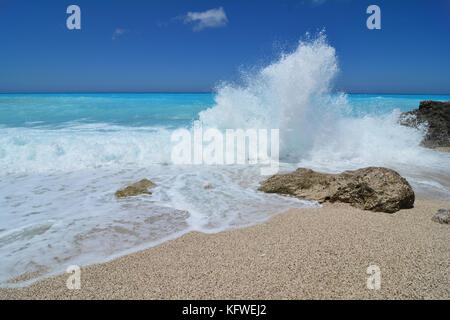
(1, 199, 449, 300)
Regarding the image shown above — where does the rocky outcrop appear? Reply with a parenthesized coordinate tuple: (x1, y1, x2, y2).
(258, 167, 415, 213)
(431, 209, 450, 224)
(399, 100, 450, 149)
(115, 179, 156, 198)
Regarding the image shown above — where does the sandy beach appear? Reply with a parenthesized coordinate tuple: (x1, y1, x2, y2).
(1, 199, 448, 300)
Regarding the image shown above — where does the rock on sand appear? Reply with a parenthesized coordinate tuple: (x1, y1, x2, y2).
(258, 167, 415, 213)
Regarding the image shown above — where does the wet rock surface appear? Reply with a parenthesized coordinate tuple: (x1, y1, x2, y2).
(399, 100, 450, 149)
(115, 179, 156, 198)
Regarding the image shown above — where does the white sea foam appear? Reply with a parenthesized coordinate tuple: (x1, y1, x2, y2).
(0, 124, 173, 174)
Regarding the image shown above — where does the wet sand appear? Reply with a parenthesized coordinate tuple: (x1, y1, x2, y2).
(1, 200, 449, 300)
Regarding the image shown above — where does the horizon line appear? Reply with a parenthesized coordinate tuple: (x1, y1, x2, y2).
(1, 91, 449, 95)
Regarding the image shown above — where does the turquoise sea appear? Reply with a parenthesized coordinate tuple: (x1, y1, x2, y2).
(1, 93, 449, 128)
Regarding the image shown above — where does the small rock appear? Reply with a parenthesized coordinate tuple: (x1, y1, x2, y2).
(431, 209, 450, 224)
(203, 184, 214, 190)
(115, 179, 156, 198)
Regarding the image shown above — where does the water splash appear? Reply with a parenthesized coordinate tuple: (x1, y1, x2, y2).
(200, 33, 351, 160)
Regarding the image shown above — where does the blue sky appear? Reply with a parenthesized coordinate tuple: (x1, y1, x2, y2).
(0, 0, 449, 93)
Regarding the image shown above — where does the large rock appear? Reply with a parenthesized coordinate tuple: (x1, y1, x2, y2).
(399, 100, 450, 149)
(115, 179, 156, 198)
(431, 209, 450, 224)
(258, 167, 415, 213)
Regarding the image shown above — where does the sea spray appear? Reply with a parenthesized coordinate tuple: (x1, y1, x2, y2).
(199, 32, 350, 161)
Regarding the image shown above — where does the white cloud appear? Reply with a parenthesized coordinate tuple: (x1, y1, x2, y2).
(112, 28, 126, 40)
(183, 7, 228, 31)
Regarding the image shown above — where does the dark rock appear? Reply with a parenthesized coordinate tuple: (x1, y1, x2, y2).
(431, 208, 450, 224)
(115, 179, 156, 198)
(258, 167, 415, 213)
(399, 100, 450, 149)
